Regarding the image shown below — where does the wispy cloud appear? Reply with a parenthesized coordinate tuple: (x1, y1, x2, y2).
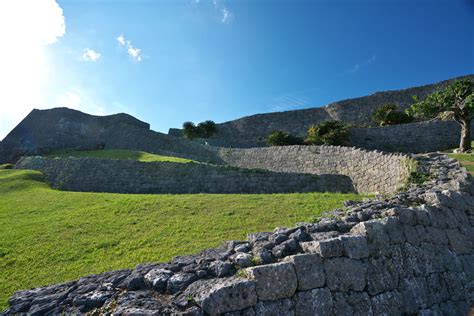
(213, 0, 233, 24)
(117, 34, 143, 62)
(82, 48, 101, 62)
(268, 93, 314, 112)
(116, 34, 126, 46)
(220, 7, 231, 23)
(127, 46, 142, 62)
(348, 53, 377, 74)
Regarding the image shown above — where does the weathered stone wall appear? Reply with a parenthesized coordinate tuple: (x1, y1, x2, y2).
(5, 153, 474, 315)
(218, 145, 410, 194)
(14, 157, 354, 194)
(0, 108, 221, 164)
(183, 119, 474, 154)
(169, 74, 474, 149)
(349, 120, 474, 153)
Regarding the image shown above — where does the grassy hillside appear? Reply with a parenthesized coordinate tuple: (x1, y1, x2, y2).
(446, 141, 474, 175)
(47, 149, 194, 163)
(0, 169, 363, 309)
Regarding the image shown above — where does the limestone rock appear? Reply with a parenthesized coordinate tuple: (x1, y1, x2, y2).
(245, 262, 297, 301)
(284, 253, 325, 290)
(324, 257, 367, 292)
(186, 277, 257, 315)
(294, 288, 333, 316)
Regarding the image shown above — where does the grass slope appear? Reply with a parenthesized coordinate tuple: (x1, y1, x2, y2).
(0, 169, 363, 309)
(446, 141, 474, 174)
(47, 149, 194, 163)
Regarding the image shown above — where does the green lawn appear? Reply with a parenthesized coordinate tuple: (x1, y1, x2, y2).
(446, 141, 474, 174)
(0, 169, 364, 309)
(46, 149, 194, 163)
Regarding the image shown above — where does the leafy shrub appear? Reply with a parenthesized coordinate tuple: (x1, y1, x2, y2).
(197, 120, 217, 138)
(372, 103, 412, 126)
(182, 120, 217, 139)
(182, 121, 198, 139)
(305, 120, 349, 146)
(266, 131, 303, 146)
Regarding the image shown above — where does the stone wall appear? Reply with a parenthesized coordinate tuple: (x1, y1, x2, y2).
(14, 145, 411, 195)
(14, 157, 354, 194)
(5, 153, 474, 315)
(183, 119, 474, 154)
(169, 74, 474, 149)
(349, 120, 474, 153)
(0, 108, 221, 164)
(218, 145, 410, 194)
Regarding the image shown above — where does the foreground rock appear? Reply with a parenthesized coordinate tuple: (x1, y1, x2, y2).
(3, 153, 474, 315)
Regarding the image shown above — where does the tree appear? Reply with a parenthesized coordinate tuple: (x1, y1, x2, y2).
(182, 120, 217, 139)
(305, 120, 349, 146)
(409, 79, 474, 152)
(182, 121, 198, 139)
(372, 103, 412, 126)
(266, 131, 303, 146)
(197, 120, 217, 138)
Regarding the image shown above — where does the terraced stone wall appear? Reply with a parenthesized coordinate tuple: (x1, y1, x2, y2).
(14, 157, 355, 194)
(349, 120, 474, 153)
(219, 145, 410, 194)
(168, 75, 474, 149)
(5, 153, 474, 315)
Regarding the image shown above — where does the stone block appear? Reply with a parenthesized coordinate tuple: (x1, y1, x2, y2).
(425, 227, 448, 245)
(350, 220, 390, 256)
(399, 277, 429, 314)
(370, 290, 402, 315)
(310, 237, 343, 258)
(245, 262, 297, 301)
(254, 298, 294, 316)
(366, 256, 399, 295)
(144, 269, 173, 292)
(403, 224, 420, 246)
(186, 277, 257, 315)
(413, 208, 431, 226)
(324, 257, 366, 292)
(284, 253, 325, 290)
(167, 273, 197, 293)
(294, 288, 333, 316)
(445, 228, 472, 254)
(333, 291, 373, 316)
(382, 217, 405, 244)
(339, 235, 369, 259)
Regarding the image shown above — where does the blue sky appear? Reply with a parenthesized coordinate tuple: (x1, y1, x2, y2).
(0, 0, 473, 139)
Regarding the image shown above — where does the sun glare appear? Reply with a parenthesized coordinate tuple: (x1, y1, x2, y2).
(0, 0, 65, 138)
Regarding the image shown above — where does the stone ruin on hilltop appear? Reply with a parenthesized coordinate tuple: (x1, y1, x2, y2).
(1, 74, 474, 314)
(5, 150, 474, 315)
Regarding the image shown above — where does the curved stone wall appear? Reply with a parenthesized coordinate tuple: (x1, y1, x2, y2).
(349, 120, 474, 153)
(5, 153, 473, 315)
(169, 75, 474, 149)
(219, 145, 410, 194)
(14, 157, 355, 194)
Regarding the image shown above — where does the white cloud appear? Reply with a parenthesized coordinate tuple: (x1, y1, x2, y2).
(117, 34, 126, 46)
(0, 0, 66, 140)
(349, 54, 377, 74)
(82, 48, 101, 62)
(117, 34, 143, 62)
(127, 46, 142, 62)
(212, 0, 233, 24)
(221, 8, 232, 23)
